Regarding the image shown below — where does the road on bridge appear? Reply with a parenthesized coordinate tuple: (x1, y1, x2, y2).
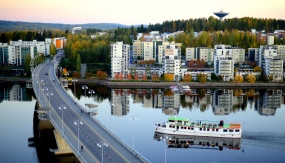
(32, 54, 147, 163)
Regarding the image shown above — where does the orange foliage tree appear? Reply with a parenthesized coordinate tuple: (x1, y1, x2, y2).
(119, 73, 124, 80)
(142, 74, 147, 81)
(246, 74, 256, 83)
(152, 74, 160, 81)
(234, 74, 244, 83)
(115, 72, 120, 80)
(183, 74, 192, 82)
(134, 74, 139, 80)
(97, 71, 108, 79)
(127, 73, 132, 80)
(72, 72, 80, 78)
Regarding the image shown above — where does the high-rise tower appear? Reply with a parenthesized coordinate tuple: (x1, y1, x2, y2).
(213, 9, 229, 21)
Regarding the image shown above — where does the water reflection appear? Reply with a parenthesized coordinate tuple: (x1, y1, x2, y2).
(153, 132, 241, 151)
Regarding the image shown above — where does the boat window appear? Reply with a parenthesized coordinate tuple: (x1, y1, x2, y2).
(191, 128, 194, 130)
(207, 128, 210, 131)
(235, 129, 240, 132)
(216, 129, 219, 132)
(223, 129, 227, 132)
(169, 120, 175, 122)
(200, 128, 202, 131)
(229, 129, 233, 132)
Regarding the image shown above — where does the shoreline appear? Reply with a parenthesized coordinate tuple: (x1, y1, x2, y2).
(2, 77, 284, 89)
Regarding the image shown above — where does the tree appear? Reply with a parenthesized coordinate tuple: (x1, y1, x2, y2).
(50, 43, 56, 56)
(134, 74, 139, 80)
(152, 74, 159, 81)
(24, 54, 32, 77)
(253, 66, 262, 72)
(246, 74, 256, 83)
(198, 73, 207, 83)
(115, 72, 120, 80)
(234, 74, 244, 83)
(72, 72, 80, 78)
(97, 71, 107, 79)
(127, 73, 132, 80)
(76, 53, 81, 72)
(183, 74, 192, 82)
(142, 74, 147, 81)
(163, 74, 174, 81)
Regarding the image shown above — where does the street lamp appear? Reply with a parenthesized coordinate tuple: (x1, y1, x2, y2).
(58, 105, 67, 134)
(74, 120, 83, 153)
(82, 85, 88, 111)
(97, 141, 108, 163)
(88, 90, 95, 106)
(72, 78, 77, 95)
(129, 116, 138, 149)
(46, 91, 53, 109)
(160, 134, 171, 163)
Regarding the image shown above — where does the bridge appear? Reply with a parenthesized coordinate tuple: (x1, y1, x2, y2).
(30, 54, 149, 163)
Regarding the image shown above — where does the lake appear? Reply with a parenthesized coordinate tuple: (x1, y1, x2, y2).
(0, 83, 285, 163)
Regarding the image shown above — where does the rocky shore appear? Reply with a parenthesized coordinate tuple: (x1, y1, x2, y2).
(1, 77, 284, 89)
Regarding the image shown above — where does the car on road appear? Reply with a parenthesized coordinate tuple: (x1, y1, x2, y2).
(45, 72, 48, 75)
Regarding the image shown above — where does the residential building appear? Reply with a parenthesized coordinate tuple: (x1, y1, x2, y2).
(0, 43, 8, 65)
(110, 42, 130, 78)
(111, 89, 130, 116)
(232, 47, 245, 64)
(255, 89, 282, 116)
(163, 43, 181, 81)
(248, 48, 259, 62)
(267, 35, 274, 45)
(264, 59, 283, 81)
(213, 45, 235, 81)
(186, 47, 214, 65)
(276, 45, 285, 60)
(71, 27, 82, 34)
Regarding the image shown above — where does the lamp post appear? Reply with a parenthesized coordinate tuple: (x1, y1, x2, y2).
(82, 85, 88, 111)
(74, 120, 83, 153)
(129, 116, 138, 149)
(58, 105, 67, 134)
(88, 90, 95, 106)
(97, 141, 108, 163)
(160, 134, 171, 163)
(72, 78, 77, 95)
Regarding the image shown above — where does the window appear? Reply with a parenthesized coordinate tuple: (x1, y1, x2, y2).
(223, 129, 227, 132)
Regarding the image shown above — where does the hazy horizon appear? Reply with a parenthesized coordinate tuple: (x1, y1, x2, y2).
(1, 0, 285, 25)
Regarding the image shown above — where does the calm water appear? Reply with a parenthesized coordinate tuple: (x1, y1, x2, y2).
(0, 83, 285, 163)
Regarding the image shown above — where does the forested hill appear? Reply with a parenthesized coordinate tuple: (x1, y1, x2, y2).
(0, 20, 130, 31)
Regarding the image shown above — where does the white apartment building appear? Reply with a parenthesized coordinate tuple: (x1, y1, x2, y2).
(212, 89, 233, 115)
(232, 48, 245, 64)
(158, 42, 182, 64)
(267, 35, 274, 45)
(71, 27, 82, 34)
(213, 45, 235, 81)
(264, 59, 283, 81)
(276, 45, 285, 60)
(186, 47, 214, 64)
(111, 42, 130, 78)
(163, 44, 181, 81)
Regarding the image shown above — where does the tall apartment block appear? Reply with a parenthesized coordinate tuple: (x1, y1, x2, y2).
(186, 47, 213, 65)
(111, 42, 130, 78)
(163, 43, 181, 81)
(213, 45, 235, 81)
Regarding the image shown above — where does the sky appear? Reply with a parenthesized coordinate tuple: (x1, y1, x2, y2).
(1, 0, 285, 25)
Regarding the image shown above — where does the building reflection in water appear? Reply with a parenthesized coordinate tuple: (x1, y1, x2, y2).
(103, 87, 284, 117)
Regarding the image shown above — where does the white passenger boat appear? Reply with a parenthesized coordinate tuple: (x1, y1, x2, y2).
(154, 117, 242, 138)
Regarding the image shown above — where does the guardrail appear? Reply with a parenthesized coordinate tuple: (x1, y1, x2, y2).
(90, 116, 151, 163)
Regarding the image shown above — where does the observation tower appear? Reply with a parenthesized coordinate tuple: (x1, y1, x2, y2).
(213, 9, 229, 21)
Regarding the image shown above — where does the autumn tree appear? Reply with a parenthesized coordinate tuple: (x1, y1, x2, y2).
(198, 73, 207, 83)
(119, 73, 124, 80)
(163, 74, 174, 81)
(233, 89, 243, 97)
(115, 72, 120, 80)
(253, 66, 262, 72)
(134, 74, 139, 80)
(246, 74, 256, 83)
(183, 74, 192, 82)
(127, 73, 132, 80)
(97, 71, 107, 79)
(72, 72, 80, 78)
(50, 43, 56, 56)
(142, 74, 147, 81)
(152, 74, 159, 81)
(234, 74, 244, 83)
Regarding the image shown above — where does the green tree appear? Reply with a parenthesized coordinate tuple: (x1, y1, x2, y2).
(50, 43, 56, 56)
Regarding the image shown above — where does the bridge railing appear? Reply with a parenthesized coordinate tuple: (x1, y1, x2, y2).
(48, 110, 87, 163)
(90, 116, 151, 163)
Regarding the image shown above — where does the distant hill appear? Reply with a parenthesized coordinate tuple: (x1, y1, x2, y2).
(0, 20, 134, 31)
